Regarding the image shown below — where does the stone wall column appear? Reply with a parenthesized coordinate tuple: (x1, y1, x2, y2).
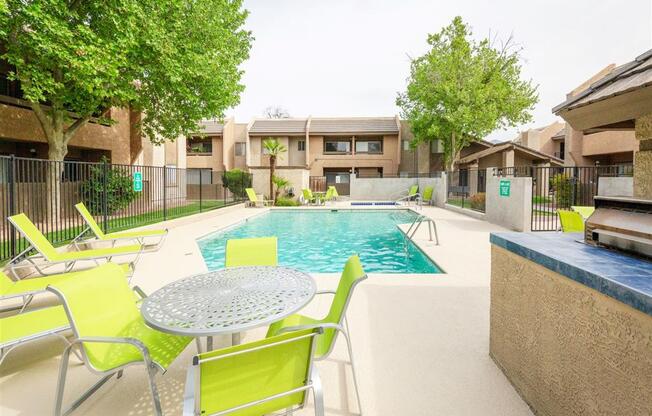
(634, 114, 652, 199)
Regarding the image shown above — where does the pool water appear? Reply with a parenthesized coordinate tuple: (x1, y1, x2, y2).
(197, 209, 441, 273)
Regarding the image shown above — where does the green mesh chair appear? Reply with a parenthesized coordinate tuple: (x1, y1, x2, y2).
(7, 213, 143, 278)
(245, 188, 272, 208)
(73, 202, 167, 247)
(267, 255, 367, 414)
(558, 210, 585, 233)
(422, 186, 434, 205)
(225, 237, 278, 267)
(183, 328, 324, 416)
(48, 262, 192, 416)
(0, 264, 131, 365)
(396, 185, 420, 205)
(571, 205, 595, 220)
(324, 186, 339, 203)
(302, 189, 322, 205)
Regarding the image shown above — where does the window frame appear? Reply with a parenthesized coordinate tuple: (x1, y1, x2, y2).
(234, 142, 246, 156)
(297, 140, 306, 151)
(354, 138, 383, 154)
(323, 138, 352, 154)
(187, 136, 213, 155)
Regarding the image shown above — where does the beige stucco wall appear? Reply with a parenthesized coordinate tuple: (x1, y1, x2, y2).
(0, 104, 133, 164)
(490, 246, 652, 416)
(233, 123, 248, 170)
(581, 130, 638, 157)
(186, 136, 224, 170)
(307, 134, 400, 176)
(250, 167, 309, 199)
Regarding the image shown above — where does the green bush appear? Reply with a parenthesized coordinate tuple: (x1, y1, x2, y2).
(81, 159, 138, 215)
(275, 196, 301, 206)
(222, 169, 252, 198)
(469, 192, 486, 211)
(551, 174, 575, 208)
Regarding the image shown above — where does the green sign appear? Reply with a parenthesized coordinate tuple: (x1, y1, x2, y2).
(499, 179, 511, 197)
(133, 171, 143, 192)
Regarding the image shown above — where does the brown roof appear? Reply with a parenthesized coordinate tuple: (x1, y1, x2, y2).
(249, 119, 308, 135)
(198, 120, 224, 134)
(553, 49, 652, 113)
(551, 126, 566, 140)
(458, 142, 564, 166)
(309, 117, 399, 135)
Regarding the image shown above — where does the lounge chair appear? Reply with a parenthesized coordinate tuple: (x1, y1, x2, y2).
(422, 186, 434, 205)
(225, 236, 278, 267)
(302, 188, 322, 205)
(183, 328, 325, 416)
(267, 255, 368, 414)
(571, 205, 595, 220)
(396, 185, 420, 205)
(73, 202, 167, 248)
(0, 264, 131, 366)
(324, 186, 339, 203)
(245, 188, 272, 207)
(558, 210, 585, 233)
(48, 262, 192, 416)
(7, 213, 144, 278)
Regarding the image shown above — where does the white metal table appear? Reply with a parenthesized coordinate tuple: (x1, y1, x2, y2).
(141, 266, 316, 350)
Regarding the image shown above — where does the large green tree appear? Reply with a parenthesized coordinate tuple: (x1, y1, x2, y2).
(0, 0, 252, 161)
(397, 16, 538, 171)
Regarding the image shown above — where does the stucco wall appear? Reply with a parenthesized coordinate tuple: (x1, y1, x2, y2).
(348, 175, 446, 203)
(186, 136, 223, 170)
(250, 167, 308, 199)
(490, 246, 652, 416)
(598, 177, 634, 197)
(485, 175, 532, 232)
(308, 134, 400, 176)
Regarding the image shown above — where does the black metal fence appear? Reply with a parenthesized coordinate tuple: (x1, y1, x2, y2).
(498, 164, 633, 231)
(0, 155, 251, 263)
(446, 168, 487, 212)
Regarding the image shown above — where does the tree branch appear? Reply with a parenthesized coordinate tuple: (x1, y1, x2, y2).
(29, 102, 54, 139)
(64, 115, 91, 144)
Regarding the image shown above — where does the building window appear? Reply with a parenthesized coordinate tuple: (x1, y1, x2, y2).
(355, 138, 383, 154)
(402, 140, 411, 151)
(298, 140, 306, 151)
(430, 140, 441, 154)
(187, 137, 212, 154)
(324, 139, 351, 154)
(235, 142, 246, 156)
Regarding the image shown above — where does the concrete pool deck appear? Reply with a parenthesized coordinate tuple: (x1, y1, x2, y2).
(0, 203, 533, 415)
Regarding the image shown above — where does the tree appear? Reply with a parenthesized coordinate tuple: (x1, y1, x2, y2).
(1, 0, 252, 161)
(263, 105, 290, 119)
(396, 16, 538, 171)
(272, 175, 289, 202)
(262, 138, 287, 203)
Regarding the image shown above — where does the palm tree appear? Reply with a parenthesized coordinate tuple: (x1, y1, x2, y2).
(262, 138, 288, 203)
(272, 175, 290, 202)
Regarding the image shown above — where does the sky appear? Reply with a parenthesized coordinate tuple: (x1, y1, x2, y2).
(233, 0, 652, 141)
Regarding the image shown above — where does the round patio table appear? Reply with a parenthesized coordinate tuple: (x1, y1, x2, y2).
(141, 266, 316, 347)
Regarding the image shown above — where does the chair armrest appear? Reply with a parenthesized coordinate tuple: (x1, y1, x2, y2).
(275, 322, 345, 335)
(315, 290, 336, 296)
(74, 336, 155, 369)
(132, 285, 148, 300)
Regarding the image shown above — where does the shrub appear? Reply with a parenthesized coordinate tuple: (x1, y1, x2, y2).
(81, 158, 138, 215)
(275, 196, 301, 206)
(469, 192, 485, 211)
(222, 169, 252, 198)
(551, 174, 575, 208)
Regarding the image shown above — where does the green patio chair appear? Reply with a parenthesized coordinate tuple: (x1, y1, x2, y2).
(0, 264, 130, 366)
(183, 328, 325, 416)
(7, 213, 144, 278)
(324, 186, 339, 203)
(267, 255, 368, 414)
(422, 186, 434, 205)
(245, 188, 272, 208)
(302, 188, 322, 205)
(73, 202, 167, 247)
(225, 237, 278, 267)
(558, 210, 585, 233)
(396, 185, 420, 205)
(571, 205, 595, 220)
(48, 262, 192, 416)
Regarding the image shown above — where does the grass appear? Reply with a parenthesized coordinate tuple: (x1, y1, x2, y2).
(0, 199, 235, 264)
(532, 195, 553, 204)
(445, 197, 485, 212)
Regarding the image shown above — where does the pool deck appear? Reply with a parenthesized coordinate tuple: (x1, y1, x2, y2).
(0, 202, 533, 416)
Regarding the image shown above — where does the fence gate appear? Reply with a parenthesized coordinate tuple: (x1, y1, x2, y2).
(501, 165, 633, 231)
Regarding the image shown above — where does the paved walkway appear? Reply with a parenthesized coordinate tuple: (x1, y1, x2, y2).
(0, 203, 532, 416)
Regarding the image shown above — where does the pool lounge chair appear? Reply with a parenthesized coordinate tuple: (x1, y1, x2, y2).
(245, 188, 272, 207)
(558, 210, 585, 233)
(225, 237, 278, 267)
(324, 186, 339, 203)
(7, 213, 144, 278)
(267, 255, 368, 414)
(571, 205, 595, 220)
(73, 202, 167, 248)
(183, 328, 325, 416)
(396, 185, 420, 205)
(49, 262, 192, 416)
(302, 188, 323, 205)
(0, 264, 132, 366)
(421, 186, 434, 205)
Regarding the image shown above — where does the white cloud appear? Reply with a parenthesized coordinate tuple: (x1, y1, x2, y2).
(234, 0, 651, 140)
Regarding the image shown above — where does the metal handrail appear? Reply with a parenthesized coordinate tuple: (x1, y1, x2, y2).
(404, 214, 439, 245)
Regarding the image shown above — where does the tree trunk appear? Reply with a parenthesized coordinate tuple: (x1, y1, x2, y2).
(269, 155, 276, 204)
(45, 130, 67, 229)
(447, 131, 457, 172)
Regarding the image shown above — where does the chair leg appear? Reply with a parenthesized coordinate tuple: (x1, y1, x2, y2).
(343, 317, 363, 415)
(312, 368, 325, 416)
(146, 364, 163, 416)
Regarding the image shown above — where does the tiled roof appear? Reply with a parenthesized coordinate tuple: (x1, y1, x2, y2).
(198, 120, 224, 134)
(553, 49, 652, 113)
(309, 117, 399, 134)
(551, 126, 566, 139)
(249, 119, 308, 135)
(458, 142, 564, 166)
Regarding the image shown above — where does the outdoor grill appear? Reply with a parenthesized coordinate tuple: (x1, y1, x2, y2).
(584, 196, 652, 259)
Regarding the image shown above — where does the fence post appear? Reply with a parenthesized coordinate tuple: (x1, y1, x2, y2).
(101, 159, 109, 233)
(198, 169, 202, 213)
(163, 165, 167, 221)
(8, 155, 16, 257)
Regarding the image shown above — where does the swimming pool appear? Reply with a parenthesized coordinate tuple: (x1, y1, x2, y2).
(197, 209, 441, 273)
